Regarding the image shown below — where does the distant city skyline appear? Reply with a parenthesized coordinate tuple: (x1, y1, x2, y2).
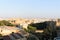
(0, 0, 60, 18)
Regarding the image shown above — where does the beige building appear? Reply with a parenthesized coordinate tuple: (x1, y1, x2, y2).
(0, 26, 19, 36)
(56, 19, 60, 26)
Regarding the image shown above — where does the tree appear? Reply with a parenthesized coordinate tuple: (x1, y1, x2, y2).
(43, 26, 55, 40)
(0, 20, 15, 26)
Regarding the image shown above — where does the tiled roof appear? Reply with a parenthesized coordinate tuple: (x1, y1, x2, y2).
(1, 33, 27, 40)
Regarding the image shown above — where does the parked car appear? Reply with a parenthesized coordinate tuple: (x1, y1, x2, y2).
(54, 37, 60, 40)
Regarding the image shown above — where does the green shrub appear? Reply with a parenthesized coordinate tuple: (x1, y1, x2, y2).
(28, 26, 37, 32)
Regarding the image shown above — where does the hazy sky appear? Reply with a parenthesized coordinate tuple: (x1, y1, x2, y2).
(0, 0, 60, 18)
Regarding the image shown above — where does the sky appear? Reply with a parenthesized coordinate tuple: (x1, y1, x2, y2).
(0, 0, 60, 18)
